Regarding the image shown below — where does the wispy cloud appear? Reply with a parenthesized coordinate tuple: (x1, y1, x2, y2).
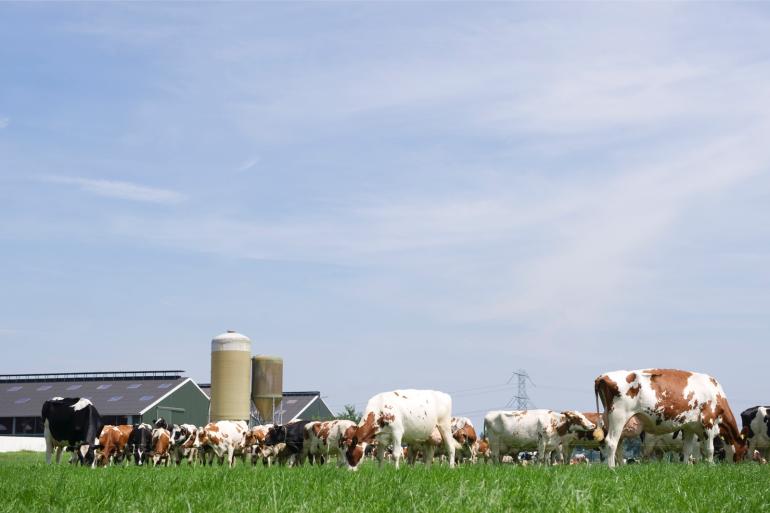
(40, 175, 186, 204)
(236, 156, 260, 172)
(0, 117, 9, 129)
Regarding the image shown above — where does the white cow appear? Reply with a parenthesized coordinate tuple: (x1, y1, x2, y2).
(304, 419, 356, 466)
(195, 420, 249, 467)
(342, 389, 455, 470)
(484, 410, 597, 465)
(595, 368, 748, 467)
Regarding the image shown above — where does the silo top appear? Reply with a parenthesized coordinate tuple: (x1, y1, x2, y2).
(211, 330, 251, 352)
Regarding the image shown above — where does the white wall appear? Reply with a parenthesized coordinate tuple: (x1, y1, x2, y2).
(0, 436, 45, 452)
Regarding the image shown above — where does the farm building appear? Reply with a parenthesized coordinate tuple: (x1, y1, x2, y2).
(198, 385, 334, 425)
(0, 370, 210, 436)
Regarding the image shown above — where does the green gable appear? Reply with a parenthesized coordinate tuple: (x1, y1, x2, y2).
(140, 379, 209, 426)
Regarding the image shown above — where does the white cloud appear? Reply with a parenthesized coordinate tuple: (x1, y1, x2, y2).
(40, 175, 186, 204)
(236, 156, 260, 172)
(0, 117, 9, 129)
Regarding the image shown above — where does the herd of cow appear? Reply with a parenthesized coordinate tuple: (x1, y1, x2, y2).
(39, 368, 770, 470)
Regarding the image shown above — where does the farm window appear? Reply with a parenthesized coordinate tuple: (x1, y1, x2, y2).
(14, 417, 43, 435)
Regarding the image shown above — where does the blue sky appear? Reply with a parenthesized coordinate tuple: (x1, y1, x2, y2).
(2, 3, 770, 427)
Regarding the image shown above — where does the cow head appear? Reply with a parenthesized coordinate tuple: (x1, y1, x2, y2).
(453, 425, 477, 447)
(264, 425, 287, 446)
(560, 411, 597, 436)
(342, 413, 379, 470)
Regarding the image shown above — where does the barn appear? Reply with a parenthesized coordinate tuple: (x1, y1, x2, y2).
(198, 385, 335, 425)
(0, 370, 210, 438)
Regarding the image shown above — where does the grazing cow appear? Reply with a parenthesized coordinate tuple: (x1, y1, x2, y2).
(304, 419, 356, 466)
(406, 426, 464, 465)
(740, 406, 770, 460)
(94, 425, 133, 467)
(195, 420, 249, 467)
(342, 389, 455, 470)
(560, 413, 643, 464)
(451, 417, 478, 463)
(244, 424, 275, 465)
(127, 423, 154, 466)
(484, 410, 597, 465)
(264, 420, 314, 466)
(476, 438, 492, 463)
(169, 424, 198, 465)
(152, 428, 171, 466)
(594, 368, 747, 467)
(42, 397, 104, 465)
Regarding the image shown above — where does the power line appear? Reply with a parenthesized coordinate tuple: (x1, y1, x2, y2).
(505, 369, 536, 409)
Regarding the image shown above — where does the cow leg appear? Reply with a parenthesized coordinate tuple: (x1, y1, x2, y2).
(489, 438, 502, 465)
(614, 440, 625, 465)
(537, 436, 548, 465)
(423, 445, 435, 468)
(391, 435, 404, 469)
(701, 428, 718, 464)
(436, 422, 455, 468)
(604, 413, 630, 468)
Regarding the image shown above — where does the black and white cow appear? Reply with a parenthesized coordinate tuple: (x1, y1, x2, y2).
(127, 423, 154, 465)
(153, 418, 169, 430)
(41, 397, 103, 465)
(264, 420, 314, 466)
(740, 406, 770, 460)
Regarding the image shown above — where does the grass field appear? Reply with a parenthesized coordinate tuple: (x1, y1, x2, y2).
(1, 451, 768, 513)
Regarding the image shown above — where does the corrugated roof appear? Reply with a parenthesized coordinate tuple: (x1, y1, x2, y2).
(0, 378, 188, 416)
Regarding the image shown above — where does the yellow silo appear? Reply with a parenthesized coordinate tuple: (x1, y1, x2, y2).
(251, 356, 283, 423)
(210, 330, 251, 422)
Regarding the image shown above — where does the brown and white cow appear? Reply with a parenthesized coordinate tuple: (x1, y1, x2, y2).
(475, 438, 492, 463)
(195, 420, 249, 467)
(304, 419, 356, 466)
(594, 368, 747, 467)
(152, 428, 171, 466)
(245, 424, 272, 465)
(94, 424, 134, 467)
(450, 417, 478, 463)
(342, 389, 455, 470)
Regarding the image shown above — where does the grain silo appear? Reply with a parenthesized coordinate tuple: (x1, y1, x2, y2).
(251, 355, 283, 422)
(251, 356, 283, 424)
(210, 330, 251, 422)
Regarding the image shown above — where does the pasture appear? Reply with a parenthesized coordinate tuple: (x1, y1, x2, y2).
(1, 452, 768, 513)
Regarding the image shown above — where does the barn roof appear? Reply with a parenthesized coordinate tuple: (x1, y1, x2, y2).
(0, 371, 188, 417)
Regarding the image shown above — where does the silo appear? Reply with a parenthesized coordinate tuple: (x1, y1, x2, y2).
(210, 330, 251, 422)
(251, 356, 283, 424)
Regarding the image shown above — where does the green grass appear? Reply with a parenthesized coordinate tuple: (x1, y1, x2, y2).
(0, 451, 768, 513)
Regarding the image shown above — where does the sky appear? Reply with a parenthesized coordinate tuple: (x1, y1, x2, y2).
(1, 3, 770, 428)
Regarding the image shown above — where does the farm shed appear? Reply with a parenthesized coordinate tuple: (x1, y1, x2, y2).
(198, 385, 334, 425)
(0, 370, 210, 436)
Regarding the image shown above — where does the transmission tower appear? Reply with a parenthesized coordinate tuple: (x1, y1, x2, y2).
(505, 369, 535, 410)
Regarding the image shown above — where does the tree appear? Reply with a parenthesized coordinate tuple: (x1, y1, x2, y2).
(335, 404, 362, 423)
